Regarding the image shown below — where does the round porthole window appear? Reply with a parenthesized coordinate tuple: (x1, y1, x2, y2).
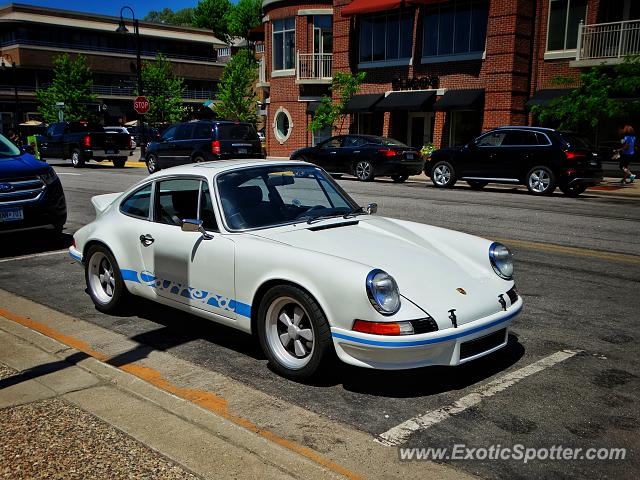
(273, 107, 292, 144)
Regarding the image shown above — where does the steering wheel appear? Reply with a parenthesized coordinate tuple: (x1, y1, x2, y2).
(295, 204, 326, 219)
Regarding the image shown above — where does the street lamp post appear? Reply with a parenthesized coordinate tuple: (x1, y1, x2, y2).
(1, 54, 21, 129)
(116, 6, 146, 157)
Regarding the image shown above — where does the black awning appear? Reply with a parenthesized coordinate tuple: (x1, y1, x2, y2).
(526, 89, 572, 107)
(105, 105, 125, 117)
(306, 102, 320, 115)
(345, 93, 385, 113)
(374, 90, 436, 112)
(434, 89, 484, 111)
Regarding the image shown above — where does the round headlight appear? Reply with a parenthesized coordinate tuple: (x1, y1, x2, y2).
(366, 269, 401, 315)
(489, 242, 514, 280)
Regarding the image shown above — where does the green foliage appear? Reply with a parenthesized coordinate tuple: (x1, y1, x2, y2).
(420, 142, 436, 158)
(228, 0, 262, 41)
(36, 54, 97, 123)
(532, 55, 640, 130)
(307, 72, 367, 133)
(193, 0, 233, 43)
(143, 8, 194, 26)
(140, 53, 186, 125)
(213, 49, 258, 124)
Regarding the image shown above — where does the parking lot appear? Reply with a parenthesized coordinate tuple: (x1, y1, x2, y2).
(1, 159, 639, 479)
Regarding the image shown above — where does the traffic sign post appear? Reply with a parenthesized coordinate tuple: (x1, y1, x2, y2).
(133, 96, 149, 158)
(133, 96, 150, 115)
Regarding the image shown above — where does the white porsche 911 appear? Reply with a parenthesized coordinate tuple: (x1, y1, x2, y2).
(70, 160, 522, 379)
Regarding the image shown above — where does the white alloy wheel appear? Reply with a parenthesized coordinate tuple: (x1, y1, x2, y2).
(433, 164, 451, 186)
(355, 161, 373, 181)
(529, 168, 550, 193)
(265, 296, 315, 370)
(88, 251, 115, 305)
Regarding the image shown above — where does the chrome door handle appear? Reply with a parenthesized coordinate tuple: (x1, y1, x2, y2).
(139, 234, 154, 246)
(354, 151, 360, 154)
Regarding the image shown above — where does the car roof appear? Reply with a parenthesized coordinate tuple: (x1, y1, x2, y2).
(494, 126, 556, 133)
(147, 159, 309, 179)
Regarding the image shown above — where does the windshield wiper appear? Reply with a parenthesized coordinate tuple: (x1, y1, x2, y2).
(343, 206, 366, 219)
(306, 212, 347, 224)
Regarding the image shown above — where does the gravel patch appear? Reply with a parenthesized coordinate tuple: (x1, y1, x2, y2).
(0, 363, 16, 380)
(0, 398, 199, 480)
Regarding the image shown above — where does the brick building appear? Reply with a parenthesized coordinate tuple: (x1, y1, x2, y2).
(0, 3, 226, 133)
(261, 0, 640, 158)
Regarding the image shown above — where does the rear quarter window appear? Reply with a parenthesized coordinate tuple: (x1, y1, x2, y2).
(558, 133, 594, 150)
(217, 124, 258, 141)
(120, 184, 152, 219)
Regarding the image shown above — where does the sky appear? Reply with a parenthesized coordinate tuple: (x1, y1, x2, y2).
(6, 0, 237, 18)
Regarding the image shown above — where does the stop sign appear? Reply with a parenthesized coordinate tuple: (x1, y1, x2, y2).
(133, 96, 150, 114)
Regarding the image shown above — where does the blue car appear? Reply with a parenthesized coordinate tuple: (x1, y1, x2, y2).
(0, 133, 67, 234)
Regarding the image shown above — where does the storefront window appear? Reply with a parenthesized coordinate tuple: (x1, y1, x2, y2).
(273, 17, 295, 70)
(449, 110, 483, 147)
(359, 11, 413, 64)
(546, 0, 588, 51)
(422, 0, 488, 60)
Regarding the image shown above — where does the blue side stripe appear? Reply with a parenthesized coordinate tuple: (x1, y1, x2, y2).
(121, 269, 140, 283)
(68, 251, 82, 262)
(332, 306, 522, 347)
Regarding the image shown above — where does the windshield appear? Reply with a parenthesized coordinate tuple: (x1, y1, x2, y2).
(559, 132, 594, 150)
(216, 165, 358, 230)
(0, 134, 21, 158)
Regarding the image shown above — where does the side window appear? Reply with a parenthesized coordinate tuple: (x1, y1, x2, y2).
(343, 136, 366, 147)
(193, 123, 212, 140)
(320, 137, 342, 149)
(200, 182, 218, 231)
(476, 131, 507, 147)
(120, 183, 152, 219)
(535, 132, 551, 146)
(174, 124, 194, 141)
(54, 124, 66, 135)
(155, 179, 201, 226)
(503, 131, 539, 146)
(161, 126, 177, 141)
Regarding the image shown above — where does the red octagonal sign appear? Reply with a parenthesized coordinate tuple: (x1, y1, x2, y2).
(133, 96, 150, 115)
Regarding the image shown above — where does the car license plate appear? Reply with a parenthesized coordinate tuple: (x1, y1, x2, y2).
(0, 207, 24, 222)
(106, 150, 117, 155)
(405, 154, 414, 160)
(237, 148, 248, 154)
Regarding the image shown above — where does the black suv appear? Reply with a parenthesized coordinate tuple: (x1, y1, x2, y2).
(426, 127, 603, 196)
(145, 120, 263, 173)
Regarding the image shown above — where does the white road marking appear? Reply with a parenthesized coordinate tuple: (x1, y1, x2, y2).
(0, 249, 69, 263)
(56, 172, 82, 176)
(376, 349, 581, 447)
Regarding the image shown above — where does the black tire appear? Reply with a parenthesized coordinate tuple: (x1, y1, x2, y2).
(193, 155, 206, 164)
(113, 157, 126, 168)
(467, 180, 488, 190)
(71, 149, 85, 168)
(84, 245, 129, 314)
(430, 160, 457, 188)
(354, 159, 375, 181)
(391, 174, 409, 183)
(146, 154, 159, 174)
(257, 285, 332, 380)
(559, 183, 588, 197)
(526, 166, 556, 195)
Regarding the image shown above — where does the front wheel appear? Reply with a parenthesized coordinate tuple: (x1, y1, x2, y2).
(113, 157, 126, 168)
(391, 174, 409, 183)
(146, 154, 159, 174)
(257, 285, 332, 379)
(71, 149, 85, 168)
(85, 245, 129, 313)
(430, 160, 457, 188)
(559, 183, 588, 197)
(354, 160, 374, 181)
(526, 166, 556, 195)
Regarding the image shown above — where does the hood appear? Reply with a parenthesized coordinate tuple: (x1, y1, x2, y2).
(251, 216, 509, 326)
(0, 153, 50, 179)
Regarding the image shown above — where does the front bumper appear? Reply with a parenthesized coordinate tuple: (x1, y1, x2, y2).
(331, 297, 523, 369)
(374, 159, 425, 176)
(0, 181, 67, 233)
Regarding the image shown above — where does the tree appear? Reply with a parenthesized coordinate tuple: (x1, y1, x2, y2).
(228, 0, 262, 44)
(308, 72, 366, 134)
(36, 54, 97, 123)
(214, 49, 258, 124)
(144, 8, 194, 26)
(532, 55, 640, 131)
(141, 53, 186, 125)
(193, 0, 233, 43)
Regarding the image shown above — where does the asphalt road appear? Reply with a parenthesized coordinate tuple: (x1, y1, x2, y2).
(1, 159, 639, 479)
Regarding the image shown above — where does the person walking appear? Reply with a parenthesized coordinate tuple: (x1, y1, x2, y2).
(619, 125, 636, 184)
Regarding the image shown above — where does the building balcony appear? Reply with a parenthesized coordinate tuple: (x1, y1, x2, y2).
(0, 84, 216, 101)
(256, 57, 269, 88)
(296, 53, 332, 84)
(572, 19, 640, 67)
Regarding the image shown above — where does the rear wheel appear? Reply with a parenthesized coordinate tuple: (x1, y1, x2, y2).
(559, 183, 588, 197)
(146, 154, 159, 174)
(526, 166, 556, 195)
(85, 245, 129, 314)
(354, 160, 374, 181)
(71, 149, 85, 168)
(391, 174, 409, 183)
(113, 157, 126, 168)
(257, 285, 332, 379)
(430, 160, 457, 188)
(193, 155, 206, 164)
(467, 180, 488, 190)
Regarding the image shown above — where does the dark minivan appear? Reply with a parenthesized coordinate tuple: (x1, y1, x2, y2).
(145, 120, 263, 173)
(426, 126, 603, 196)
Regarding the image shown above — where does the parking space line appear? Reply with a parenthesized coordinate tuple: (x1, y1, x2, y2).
(56, 172, 83, 176)
(376, 350, 581, 447)
(0, 249, 69, 264)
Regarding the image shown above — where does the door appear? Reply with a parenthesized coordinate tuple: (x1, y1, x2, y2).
(313, 136, 343, 171)
(499, 130, 540, 179)
(138, 177, 237, 321)
(155, 125, 178, 167)
(407, 113, 433, 150)
(171, 123, 195, 165)
(313, 15, 332, 77)
(40, 123, 65, 158)
(340, 135, 369, 172)
(463, 130, 509, 178)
